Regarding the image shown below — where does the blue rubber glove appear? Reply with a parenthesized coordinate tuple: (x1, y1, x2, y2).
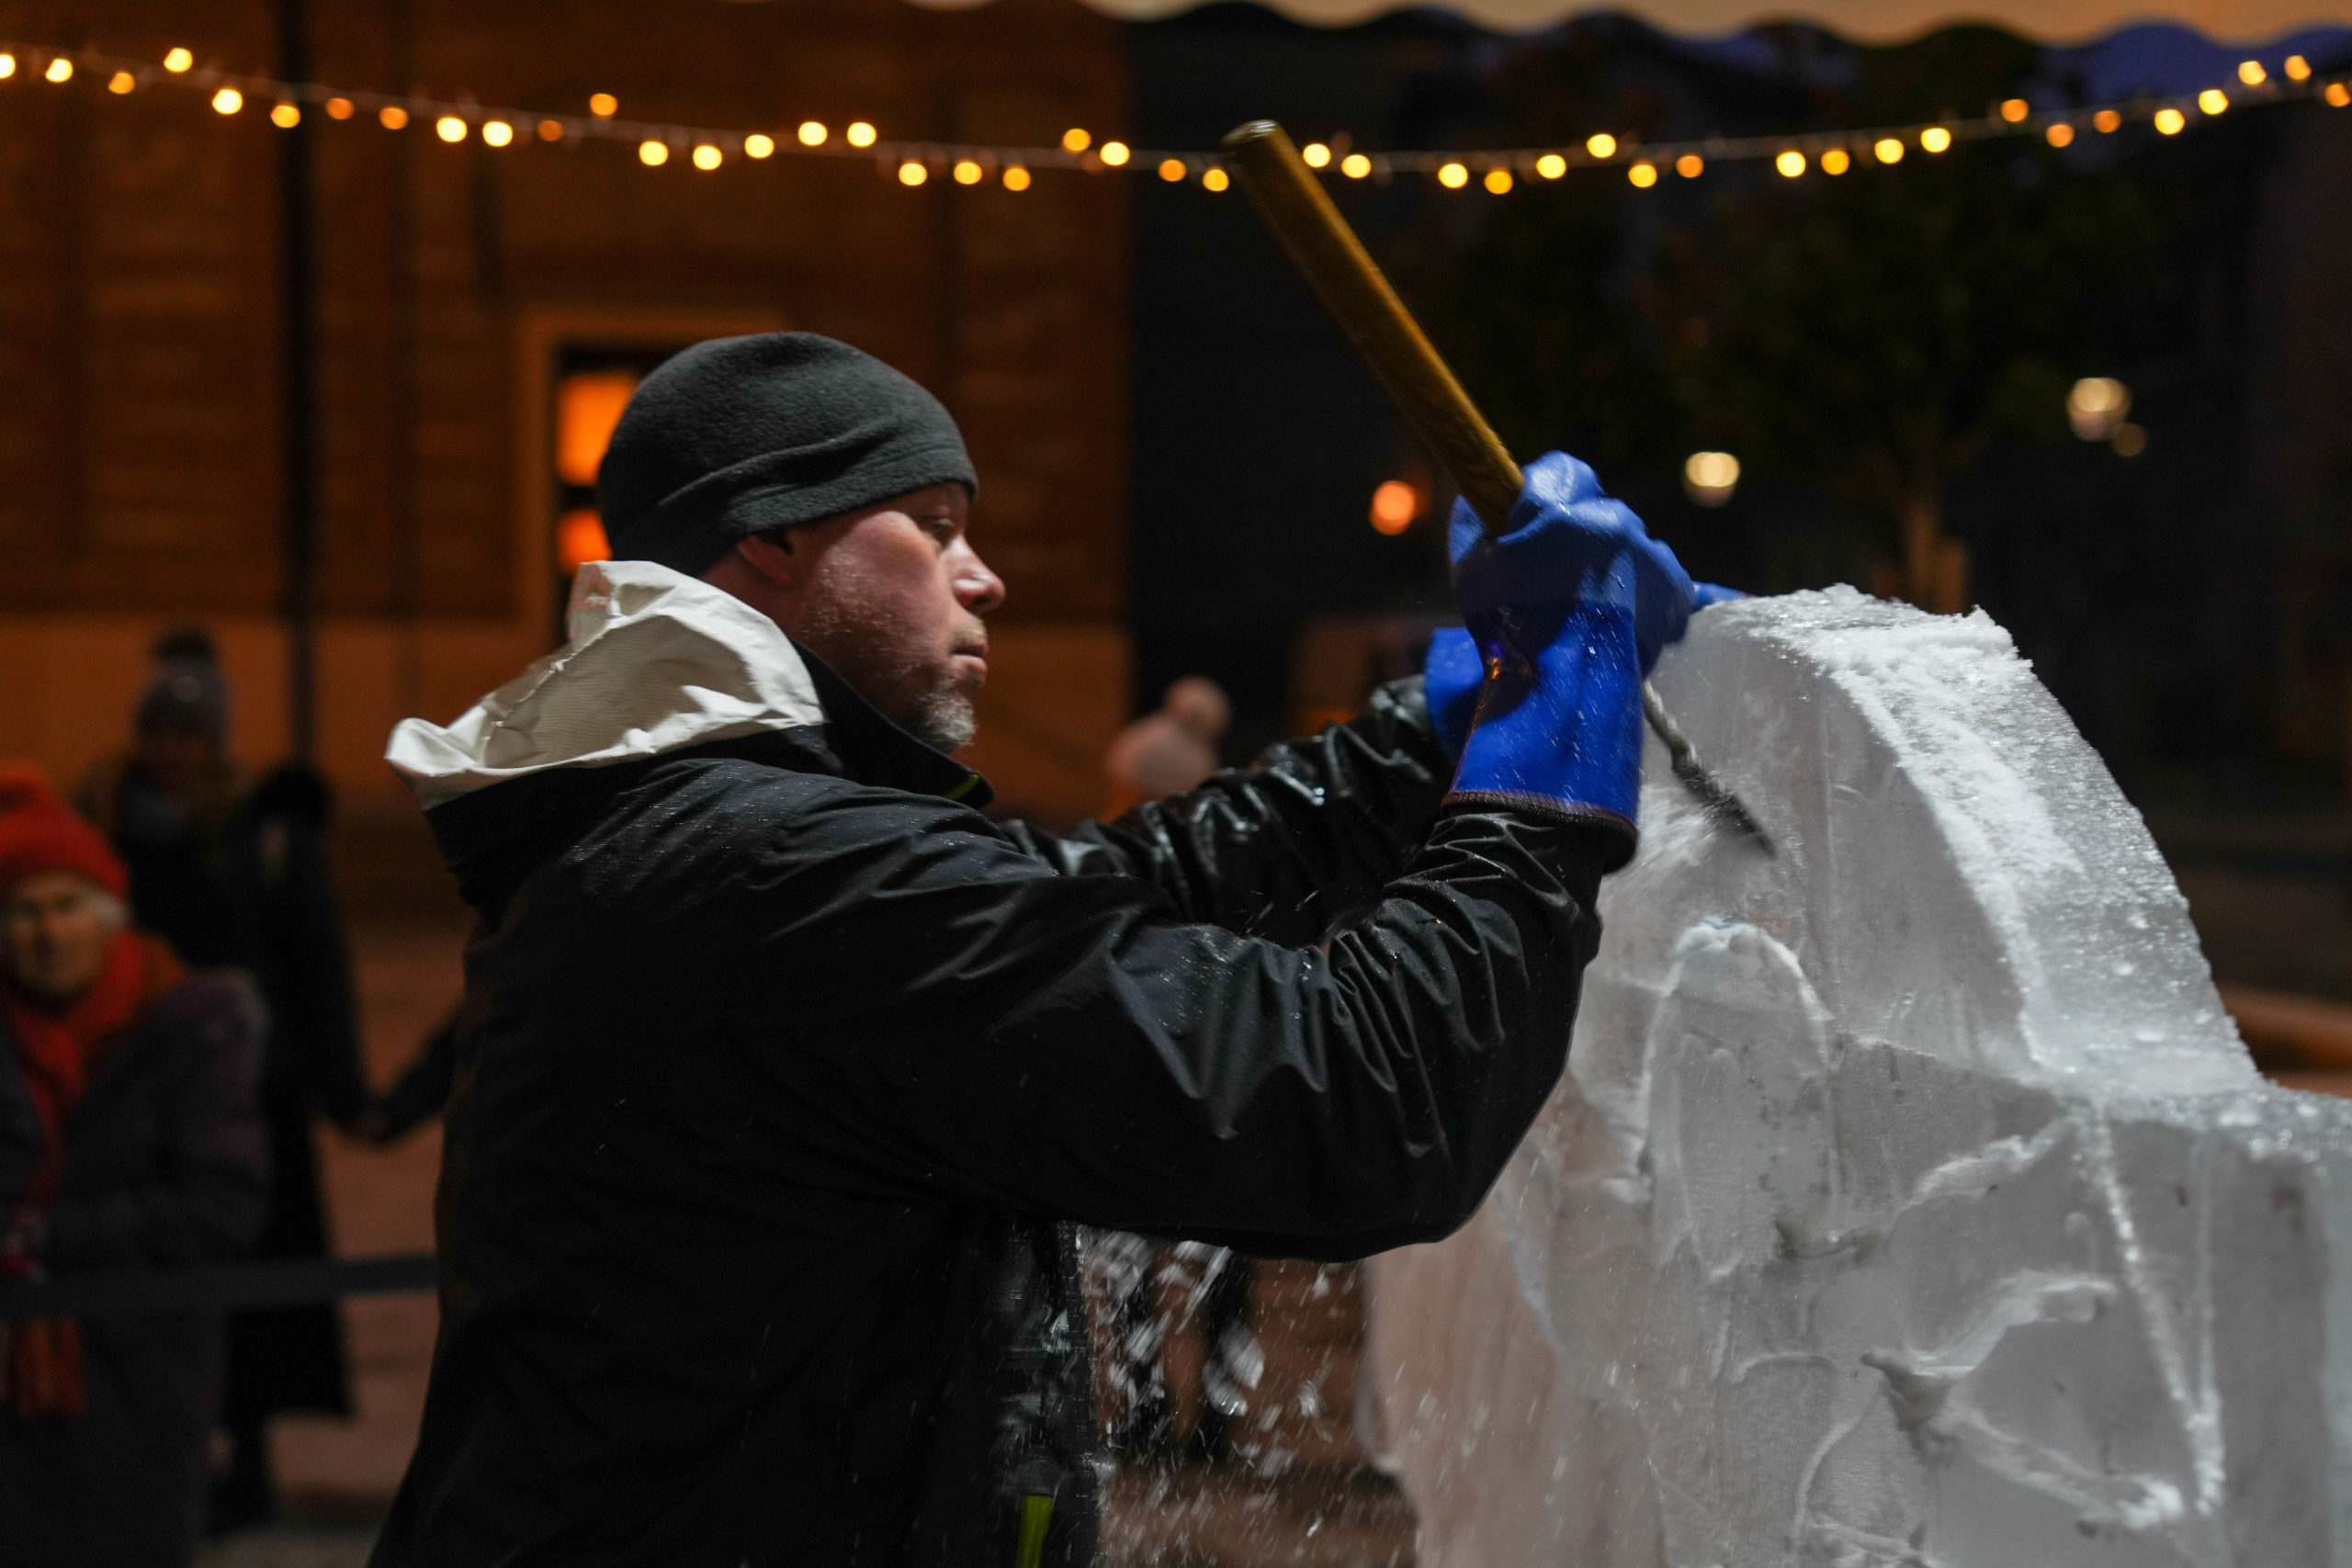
(1444, 452, 1695, 843)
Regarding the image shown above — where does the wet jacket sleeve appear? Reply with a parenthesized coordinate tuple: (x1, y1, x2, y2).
(40, 976, 271, 1269)
(655, 771, 1608, 1261)
(998, 677, 1453, 946)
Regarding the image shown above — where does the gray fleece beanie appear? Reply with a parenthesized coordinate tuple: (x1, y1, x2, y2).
(598, 333, 977, 577)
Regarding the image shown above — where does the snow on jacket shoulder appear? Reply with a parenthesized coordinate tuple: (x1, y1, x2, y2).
(371, 562, 1614, 1568)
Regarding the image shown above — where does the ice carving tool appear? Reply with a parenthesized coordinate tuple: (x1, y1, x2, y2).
(1219, 119, 1771, 852)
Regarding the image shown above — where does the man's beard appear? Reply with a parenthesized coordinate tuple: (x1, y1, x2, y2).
(794, 595, 980, 754)
(904, 683, 977, 753)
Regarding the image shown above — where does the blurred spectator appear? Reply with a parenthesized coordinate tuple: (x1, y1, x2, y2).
(1103, 676, 1231, 818)
(0, 762, 266, 1566)
(76, 628, 370, 1531)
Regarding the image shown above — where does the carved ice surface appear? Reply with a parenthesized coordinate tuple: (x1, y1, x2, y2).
(1364, 588, 2352, 1567)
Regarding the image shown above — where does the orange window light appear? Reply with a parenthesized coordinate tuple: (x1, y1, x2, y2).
(556, 372, 640, 488)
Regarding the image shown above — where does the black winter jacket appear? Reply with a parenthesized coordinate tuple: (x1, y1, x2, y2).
(370, 654, 1613, 1568)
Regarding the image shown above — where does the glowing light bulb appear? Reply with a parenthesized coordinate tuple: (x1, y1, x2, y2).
(1437, 162, 1468, 189)
(899, 160, 927, 186)
(379, 105, 408, 130)
(1341, 152, 1372, 178)
(2329, 84, 2352, 108)
(693, 143, 721, 170)
(2066, 377, 2131, 440)
(2199, 88, 2229, 114)
(271, 101, 301, 128)
(2094, 108, 2121, 132)
(1099, 141, 1130, 166)
(846, 122, 876, 148)
(1676, 152, 1704, 177)
(1301, 141, 1331, 168)
(2046, 122, 2075, 146)
(954, 159, 984, 185)
(1158, 158, 1185, 182)
(1826, 148, 1854, 174)
(327, 97, 355, 119)
(1003, 165, 1030, 191)
(2284, 56, 2311, 82)
(1920, 126, 1952, 152)
(2000, 98, 2030, 122)
(1201, 167, 1227, 192)
(1628, 162, 1659, 186)
(1536, 152, 1566, 179)
(537, 118, 564, 141)
(1586, 132, 1617, 159)
(2238, 60, 2267, 85)
(435, 115, 468, 142)
(482, 119, 514, 147)
(589, 93, 616, 118)
(163, 47, 193, 73)
(797, 120, 826, 147)
(1369, 480, 1419, 535)
(639, 140, 668, 166)
(1483, 168, 1512, 194)
(744, 133, 774, 159)
(107, 70, 136, 94)
(1874, 137, 1905, 164)
(44, 56, 74, 84)
(211, 86, 243, 114)
(2154, 107, 2186, 133)
(1683, 452, 1740, 506)
(1061, 128, 1090, 153)
(0, 55, 15, 79)
(1775, 148, 1806, 177)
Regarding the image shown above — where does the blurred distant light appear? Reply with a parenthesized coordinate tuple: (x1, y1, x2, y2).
(2094, 108, 2122, 132)
(483, 119, 514, 147)
(1004, 165, 1031, 190)
(328, 97, 356, 119)
(1999, 97, 2030, 122)
(45, 56, 74, 83)
(1536, 152, 1566, 179)
(1920, 126, 1952, 152)
(164, 47, 193, 73)
(557, 373, 639, 487)
(1484, 167, 1512, 194)
(1683, 452, 1739, 506)
(1438, 162, 1469, 188)
(2283, 55, 2312, 81)
(898, 159, 926, 185)
(2329, 83, 2352, 107)
(1676, 152, 1704, 177)
(1200, 167, 1227, 192)
(1628, 161, 1658, 186)
(0, 55, 16, 79)
(107, 71, 136, 95)
(589, 94, 617, 118)
(436, 115, 468, 142)
(556, 511, 612, 576)
(2198, 88, 2229, 114)
(2046, 122, 2075, 146)
(1100, 141, 1130, 166)
(2154, 107, 2187, 133)
(639, 140, 669, 166)
(1301, 141, 1332, 168)
(1061, 128, 1091, 153)
(212, 86, 242, 114)
(1821, 148, 1850, 175)
(956, 159, 985, 184)
(1369, 480, 1419, 535)
(1341, 152, 1372, 178)
(798, 121, 827, 147)
(379, 105, 408, 130)
(2110, 423, 2147, 457)
(2237, 60, 2267, 85)
(1159, 158, 1186, 182)
(694, 143, 723, 170)
(847, 122, 877, 148)
(744, 132, 774, 158)
(1586, 131, 1618, 159)
(271, 101, 301, 128)
(2067, 377, 2131, 441)
(1775, 149, 1806, 177)
(1874, 137, 1905, 164)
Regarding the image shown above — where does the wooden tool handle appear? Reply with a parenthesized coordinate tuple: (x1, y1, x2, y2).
(1220, 120, 1523, 536)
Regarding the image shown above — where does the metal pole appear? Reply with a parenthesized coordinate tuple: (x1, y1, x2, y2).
(277, 0, 320, 762)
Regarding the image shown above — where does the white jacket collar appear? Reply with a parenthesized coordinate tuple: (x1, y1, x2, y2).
(386, 561, 827, 810)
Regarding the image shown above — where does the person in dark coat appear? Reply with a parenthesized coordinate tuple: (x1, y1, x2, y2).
(77, 629, 370, 1529)
(371, 333, 1714, 1567)
(0, 762, 268, 1567)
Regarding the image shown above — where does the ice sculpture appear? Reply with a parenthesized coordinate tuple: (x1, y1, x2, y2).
(1364, 588, 2352, 1567)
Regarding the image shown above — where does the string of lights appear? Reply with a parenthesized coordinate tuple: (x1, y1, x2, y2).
(0, 38, 2345, 195)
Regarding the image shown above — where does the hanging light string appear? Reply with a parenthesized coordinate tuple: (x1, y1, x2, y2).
(0, 39, 2344, 192)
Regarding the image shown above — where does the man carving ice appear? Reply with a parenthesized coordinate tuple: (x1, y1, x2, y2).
(374, 332, 1713, 1567)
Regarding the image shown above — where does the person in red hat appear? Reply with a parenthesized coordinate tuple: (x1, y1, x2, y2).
(0, 761, 266, 1567)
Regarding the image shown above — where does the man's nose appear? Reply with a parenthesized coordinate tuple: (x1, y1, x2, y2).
(954, 547, 1006, 616)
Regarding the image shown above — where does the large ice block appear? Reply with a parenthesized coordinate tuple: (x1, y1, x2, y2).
(1364, 588, 2352, 1566)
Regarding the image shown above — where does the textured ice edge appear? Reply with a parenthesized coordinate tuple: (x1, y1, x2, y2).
(1366, 587, 2352, 1568)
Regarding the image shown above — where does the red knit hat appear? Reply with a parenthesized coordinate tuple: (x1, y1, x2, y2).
(0, 763, 128, 900)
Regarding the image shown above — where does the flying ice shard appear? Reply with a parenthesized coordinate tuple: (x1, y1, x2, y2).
(1364, 588, 2352, 1567)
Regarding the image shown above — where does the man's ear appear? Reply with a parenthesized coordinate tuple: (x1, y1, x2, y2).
(732, 530, 800, 591)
